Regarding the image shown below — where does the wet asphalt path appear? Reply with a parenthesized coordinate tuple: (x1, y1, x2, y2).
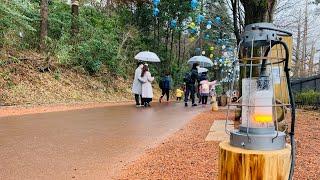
(0, 103, 207, 180)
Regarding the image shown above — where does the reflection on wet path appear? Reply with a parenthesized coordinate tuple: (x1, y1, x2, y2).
(0, 103, 207, 179)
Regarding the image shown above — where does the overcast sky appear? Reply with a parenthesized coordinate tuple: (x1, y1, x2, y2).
(274, 0, 320, 62)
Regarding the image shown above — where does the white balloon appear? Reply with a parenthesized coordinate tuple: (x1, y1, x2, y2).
(206, 24, 212, 29)
(223, 52, 228, 56)
(222, 45, 226, 50)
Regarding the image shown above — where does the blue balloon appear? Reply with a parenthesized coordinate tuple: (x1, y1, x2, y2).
(153, 7, 159, 16)
(170, 19, 177, 28)
(190, 29, 197, 34)
(153, 0, 160, 6)
(215, 16, 222, 24)
(204, 34, 210, 40)
(207, 20, 212, 25)
(196, 14, 205, 25)
(191, 0, 198, 10)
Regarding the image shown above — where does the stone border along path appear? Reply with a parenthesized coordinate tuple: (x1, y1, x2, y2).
(205, 120, 233, 142)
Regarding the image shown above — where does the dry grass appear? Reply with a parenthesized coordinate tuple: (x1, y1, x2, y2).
(0, 50, 161, 106)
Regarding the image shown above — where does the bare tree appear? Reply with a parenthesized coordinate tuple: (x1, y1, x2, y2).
(301, 0, 309, 77)
(39, 0, 49, 52)
(294, 10, 302, 77)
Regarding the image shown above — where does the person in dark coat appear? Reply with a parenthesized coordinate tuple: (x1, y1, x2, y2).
(159, 72, 173, 103)
(184, 63, 199, 107)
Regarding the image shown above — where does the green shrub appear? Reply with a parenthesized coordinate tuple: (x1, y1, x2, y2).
(295, 90, 320, 105)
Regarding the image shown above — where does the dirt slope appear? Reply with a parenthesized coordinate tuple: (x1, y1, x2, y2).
(0, 50, 160, 106)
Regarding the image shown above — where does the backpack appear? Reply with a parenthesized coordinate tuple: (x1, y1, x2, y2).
(163, 77, 171, 89)
(183, 72, 192, 84)
(201, 83, 209, 93)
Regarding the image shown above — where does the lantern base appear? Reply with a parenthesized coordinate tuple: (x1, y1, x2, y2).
(218, 141, 291, 180)
(230, 130, 286, 150)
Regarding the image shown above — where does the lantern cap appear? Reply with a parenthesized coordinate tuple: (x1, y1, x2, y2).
(241, 23, 292, 48)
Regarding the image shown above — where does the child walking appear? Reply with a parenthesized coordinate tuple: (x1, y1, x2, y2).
(199, 78, 216, 105)
(175, 86, 184, 102)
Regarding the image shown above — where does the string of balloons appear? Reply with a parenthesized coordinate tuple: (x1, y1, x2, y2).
(152, 0, 236, 69)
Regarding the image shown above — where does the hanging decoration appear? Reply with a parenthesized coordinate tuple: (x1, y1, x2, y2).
(196, 14, 205, 25)
(214, 16, 222, 25)
(189, 22, 196, 29)
(210, 46, 214, 51)
(210, 54, 214, 58)
(153, 7, 160, 16)
(204, 34, 210, 40)
(152, 0, 160, 17)
(202, 51, 206, 55)
(153, 0, 160, 6)
(170, 19, 177, 28)
(206, 20, 212, 29)
(191, 0, 198, 10)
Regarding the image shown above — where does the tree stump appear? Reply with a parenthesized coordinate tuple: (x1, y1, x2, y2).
(218, 141, 291, 180)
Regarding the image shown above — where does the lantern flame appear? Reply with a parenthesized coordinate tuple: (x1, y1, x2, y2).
(253, 114, 273, 123)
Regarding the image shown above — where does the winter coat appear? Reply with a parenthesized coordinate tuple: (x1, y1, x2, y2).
(132, 67, 143, 94)
(139, 71, 154, 98)
(160, 75, 173, 90)
(176, 89, 184, 98)
(200, 80, 216, 95)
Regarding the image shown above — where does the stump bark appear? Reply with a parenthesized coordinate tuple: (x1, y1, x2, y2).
(218, 141, 291, 180)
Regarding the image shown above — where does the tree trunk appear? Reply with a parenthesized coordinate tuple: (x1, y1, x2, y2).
(170, 29, 174, 62)
(309, 43, 315, 76)
(71, 0, 79, 36)
(294, 10, 302, 77)
(232, 0, 241, 44)
(39, 0, 49, 52)
(240, 0, 276, 25)
(301, 0, 308, 77)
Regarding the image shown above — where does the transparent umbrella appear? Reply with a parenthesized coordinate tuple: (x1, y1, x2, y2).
(134, 51, 160, 62)
(187, 56, 213, 67)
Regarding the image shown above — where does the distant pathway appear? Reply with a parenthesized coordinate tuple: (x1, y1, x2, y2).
(0, 103, 207, 179)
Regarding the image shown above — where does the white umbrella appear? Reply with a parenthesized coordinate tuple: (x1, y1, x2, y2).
(198, 67, 208, 74)
(134, 51, 160, 62)
(187, 56, 213, 67)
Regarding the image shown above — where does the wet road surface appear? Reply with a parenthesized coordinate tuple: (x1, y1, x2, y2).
(0, 103, 207, 179)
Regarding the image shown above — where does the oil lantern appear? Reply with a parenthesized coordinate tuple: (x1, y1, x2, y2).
(220, 22, 297, 180)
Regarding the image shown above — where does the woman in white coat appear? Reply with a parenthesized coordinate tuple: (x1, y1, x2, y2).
(132, 62, 144, 107)
(139, 65, 154, 107)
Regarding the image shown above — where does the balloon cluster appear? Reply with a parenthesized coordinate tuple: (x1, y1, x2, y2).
(170, 19, 177, 28)
(191, 0, 198, 10)
(153, 0, 160, 17)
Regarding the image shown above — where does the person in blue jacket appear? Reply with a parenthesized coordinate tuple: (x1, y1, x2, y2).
(159, 71, 173, 103)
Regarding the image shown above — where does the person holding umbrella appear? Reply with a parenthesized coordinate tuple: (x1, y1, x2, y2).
(139, 64, 154, 107)
(183, 62, 199, 107)
(133, 51, 160, 107)
(132, 61, 144, 107)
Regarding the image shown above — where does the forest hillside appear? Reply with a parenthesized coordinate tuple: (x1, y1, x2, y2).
(0, 0, 232, 105)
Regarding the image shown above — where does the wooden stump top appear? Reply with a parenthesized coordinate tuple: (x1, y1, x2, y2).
(219, 141, 291, 180)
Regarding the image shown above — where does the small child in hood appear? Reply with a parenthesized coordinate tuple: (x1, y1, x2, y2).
(199, 78, 217, 105)
(176, 86, 184, 102)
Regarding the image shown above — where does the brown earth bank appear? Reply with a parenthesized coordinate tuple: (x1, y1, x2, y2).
(0, 50, 161, 107)
(117, 110, 320, 179)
